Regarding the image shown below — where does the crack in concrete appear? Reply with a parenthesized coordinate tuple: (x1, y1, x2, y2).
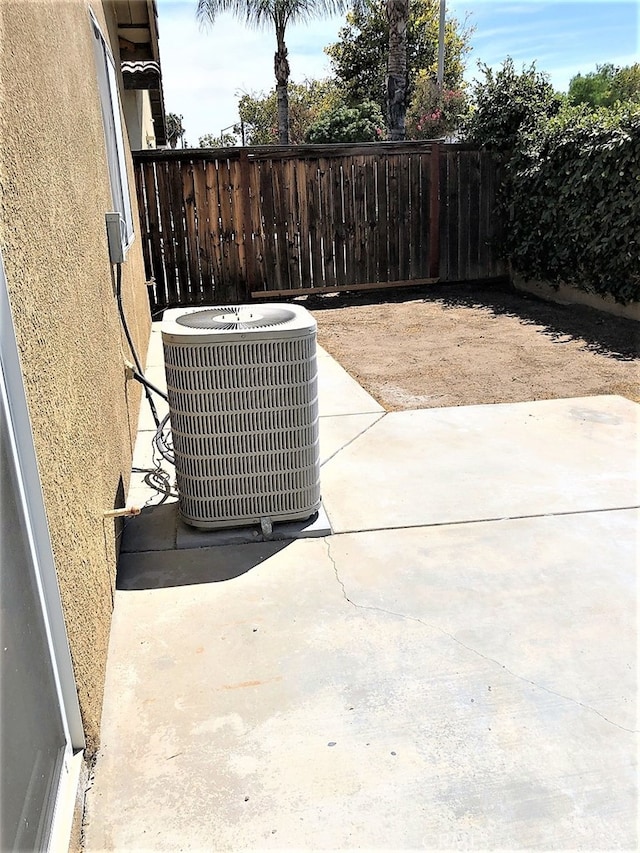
(320, 412, 387, 469)
(323, 537, 638, 735)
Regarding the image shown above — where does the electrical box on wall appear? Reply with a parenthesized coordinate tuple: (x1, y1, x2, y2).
(105, 212, 128, 264)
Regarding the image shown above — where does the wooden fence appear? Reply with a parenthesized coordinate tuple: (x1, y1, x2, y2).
(133, 142, 505, 311)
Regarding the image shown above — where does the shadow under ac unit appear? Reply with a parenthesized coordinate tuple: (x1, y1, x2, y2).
(161, 304, 321, 529)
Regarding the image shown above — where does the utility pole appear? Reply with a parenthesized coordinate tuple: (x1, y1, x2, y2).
(437, 0, 446, 92)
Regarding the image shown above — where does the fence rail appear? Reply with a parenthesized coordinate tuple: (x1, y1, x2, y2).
(133, 142, 505, 311)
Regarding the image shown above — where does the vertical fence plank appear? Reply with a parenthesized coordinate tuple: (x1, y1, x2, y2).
(376, 156, 389, 283)
(353, 156, 366, 284)
(204, 160, 225, 300)
(246, 155, 264, 291)
(429, 144, 441, 280)
(182, 160, 202, 302)
(140, 161, 167, 311)
(438, 150, 449, 281)
(387, 154, 400, 280)
(283, 158, 301, 289)
(166, 159, 190, 303)
(467, 150, 481, 280)
(342, 158, 356, 285)
(317, 157, 336, 288)
(408, 154, 421, 281)
(156, 159, 179, 306)
(364, 157, 378, 284)
(271, 159, 292, 290)
(332, 160, 346, 286)
(191, 159, 213, 304)
(295, 158, 312, 289)
(257, 160, 277, 292)
(398, 152, 410, 281)
(306, 160, 323, 289)
(446, 150, 459, 280)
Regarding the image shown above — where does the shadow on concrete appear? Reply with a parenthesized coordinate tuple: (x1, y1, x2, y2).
(303, 279, 639, 362)
(117, 539, 292, 591)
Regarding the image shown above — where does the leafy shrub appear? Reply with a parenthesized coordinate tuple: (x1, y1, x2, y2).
(305, 101, 385, 143)
(505, 103, 640, 303)
(464, 59, 564, 152)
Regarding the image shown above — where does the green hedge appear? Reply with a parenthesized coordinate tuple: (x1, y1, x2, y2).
(504, 103, 640, 304)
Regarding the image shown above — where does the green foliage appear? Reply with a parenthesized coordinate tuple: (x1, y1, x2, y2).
(406, 72, 469, 139)
(305, 100, 385, 142)
(504, 103, 640, 303)
(166, 113, 186, 148)
(198, 131, 239, 147)
(326, 0, 472, 118)
(238, 79, 342, 144)
(568, 63, 640, 109)
(464, 59, 564, 152)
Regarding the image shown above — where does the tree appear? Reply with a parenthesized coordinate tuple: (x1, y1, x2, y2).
(406, 71, 468, 139)
(464, 59, 564, 151)
(568, 63, 640, 109)
(166, 112, 186, 148)
(197, 0, 348, 144)
(238, 79, 343, 144)
(326, 0, 471, 136)
(387, 0, 409, 139)
(199, 131, 239, 146)
(306, 100, 385, 141)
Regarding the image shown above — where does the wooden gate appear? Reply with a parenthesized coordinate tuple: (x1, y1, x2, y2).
(133, 142, 505, 312)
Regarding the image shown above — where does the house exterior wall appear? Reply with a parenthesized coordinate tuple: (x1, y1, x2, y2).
(123, 88, 157, 149)
(0, 0, 152, 753)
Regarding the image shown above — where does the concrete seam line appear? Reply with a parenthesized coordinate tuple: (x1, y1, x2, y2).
(330, 504, 640, 536)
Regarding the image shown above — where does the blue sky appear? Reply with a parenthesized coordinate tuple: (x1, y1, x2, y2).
(155, 1, 639, 144)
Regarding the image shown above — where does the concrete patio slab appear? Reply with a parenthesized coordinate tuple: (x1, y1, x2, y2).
(316, 345, 384, 417)
(88, 327, 638, 851)
(321, 395, 639, 533)
(84, 509, 637, 851)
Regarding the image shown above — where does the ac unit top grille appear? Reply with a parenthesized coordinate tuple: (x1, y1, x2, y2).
(162, 303, 315, 343)
(176, 306, 295, 331)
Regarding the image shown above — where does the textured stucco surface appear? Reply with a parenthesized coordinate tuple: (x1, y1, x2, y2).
(0, 0, 151, 753)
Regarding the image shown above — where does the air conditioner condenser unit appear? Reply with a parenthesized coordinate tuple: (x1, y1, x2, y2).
(161, 304, 321, 530)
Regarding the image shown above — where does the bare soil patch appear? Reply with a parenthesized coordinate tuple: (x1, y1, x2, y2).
(305, 281, 639, 411)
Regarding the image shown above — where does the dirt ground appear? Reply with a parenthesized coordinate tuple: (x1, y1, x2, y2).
(305, 280, 639, 411)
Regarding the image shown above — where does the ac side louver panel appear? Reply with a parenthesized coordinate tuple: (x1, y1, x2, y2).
(161, 305, 321, 529)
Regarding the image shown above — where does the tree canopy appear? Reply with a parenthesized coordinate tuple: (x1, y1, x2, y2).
(568, 63, 640, 109)
(326, 0, 472, 119)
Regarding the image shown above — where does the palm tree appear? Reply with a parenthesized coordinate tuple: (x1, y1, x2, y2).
(197, 0, 347, 144)
(386, 0, 408, 140)
(387, 0, 447, 141)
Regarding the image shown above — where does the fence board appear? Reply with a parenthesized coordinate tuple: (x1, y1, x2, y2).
(398, 153, 410, 281)
(387, 155, 400, 280)
(133, 142, 504, 310)
(191, 159, 213, 303)
(317, 157, 336, 288)
(332, 160, 347, 286)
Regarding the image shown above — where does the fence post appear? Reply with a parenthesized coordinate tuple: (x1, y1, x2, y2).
(429, 143, 441, 278)
(239, 150, 256, 301)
